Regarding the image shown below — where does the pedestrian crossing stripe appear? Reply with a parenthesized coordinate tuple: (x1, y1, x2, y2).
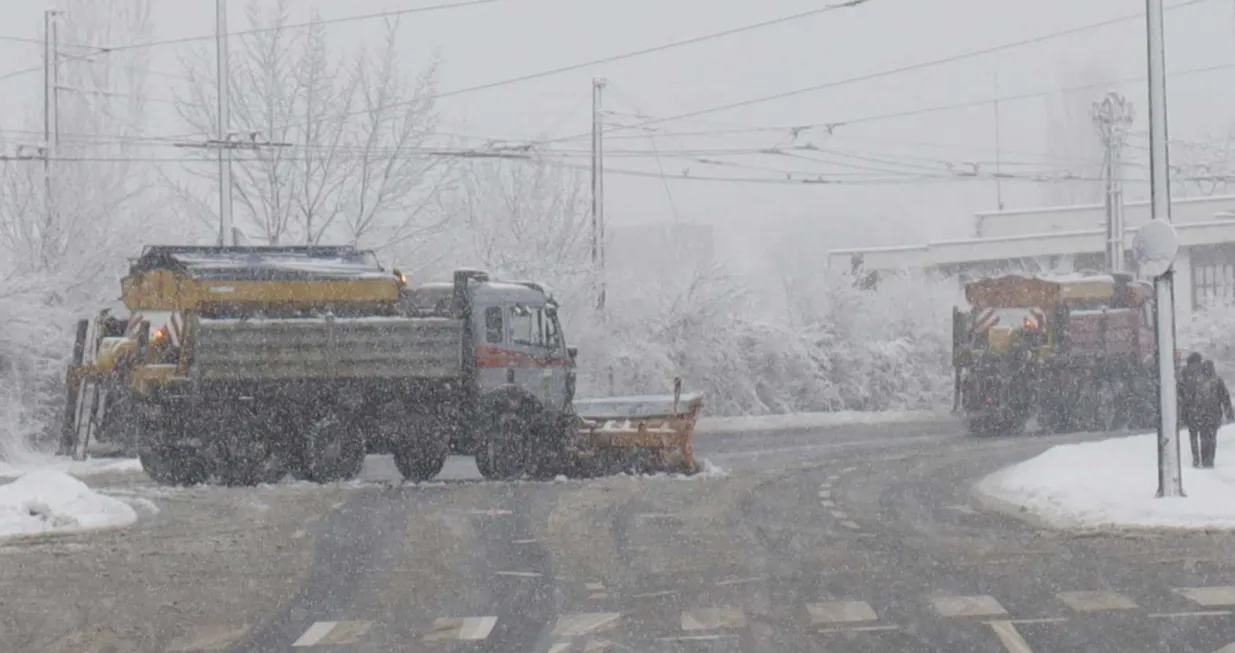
(423, 616, 497, 641)
(1056, 590, 1138, 613)
(1176, 586, 1235, 607)
(807, 600, 878, 624)
(680, 606, 747, 631)
(931, 595, 1009, 618)
(139, 584, 1235, 650)
(292, 620, 373, 647)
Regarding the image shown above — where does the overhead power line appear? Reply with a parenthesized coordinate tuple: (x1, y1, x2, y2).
(258, 0, 877, 134)
(0, 0, 509, 83)
(548, 0, 1215, 142)
(580, 60, 1235, 146)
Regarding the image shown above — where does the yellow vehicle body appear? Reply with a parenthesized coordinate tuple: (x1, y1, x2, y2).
(570, 379, 704, 475)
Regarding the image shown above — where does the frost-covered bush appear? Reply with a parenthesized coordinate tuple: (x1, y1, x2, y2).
(564, 263, 958, 417)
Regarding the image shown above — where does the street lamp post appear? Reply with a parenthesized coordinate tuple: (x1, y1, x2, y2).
(1144, 0, 1183, 498)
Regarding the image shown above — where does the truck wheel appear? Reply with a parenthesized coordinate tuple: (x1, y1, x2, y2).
(293, 416, 366, 483)
(476, 409, 532, 480)
(393, 442, 448, 483)
(139, 445, 209, 486)
(137, 413, 209, 486)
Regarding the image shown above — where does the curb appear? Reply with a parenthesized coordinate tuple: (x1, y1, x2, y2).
(695, 410, 959, 437)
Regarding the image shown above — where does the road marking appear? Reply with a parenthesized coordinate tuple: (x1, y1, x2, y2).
(993, 617, 1067, 625)
(512, 538, 538, 544)
(1148, 610, 1232, 619)
(1214, 643, 1235, 653)
(931, 595, 1009, 618)
(552, 612, 621, 637)
(988, 620, 1035, 653)
(585, 582, 605, 591)
(680, 607, 747, 631)
(830, 509, 849, 520)
(633, 590, 678, 599)
(715, 576, 761, 586)
(634, 513, 679, 521)
(166, 624, 249, 651)
(547, 643, 572, 653)
(589, 592, 609, 600)
(807, 600, 878, 624)
(818, 489, 831, 498)
(496, 571, 543, 578)
(944, 504, 978, 515)
(816, 624, 900, 634)
(1056, 590, 1138, 612)
(827, 474, 840, 482)
(840, 520, 861, 530)
(423, 616, 497, 641)
(467, 509, 513, 517)
(1177, 586, 1235, 607)
(658, 634, 736, 642)
(291, 620, 372, 647)
(820, 500, 836, 508)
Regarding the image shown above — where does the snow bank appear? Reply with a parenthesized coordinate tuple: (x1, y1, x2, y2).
(0, 454, 143, 479)
(0, 470, 138, 539)
(698, 408, 955, 435)
(977, 426, 1235, 530)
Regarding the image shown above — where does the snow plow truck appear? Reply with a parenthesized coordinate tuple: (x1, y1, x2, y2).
(952, 271, 1165, 436)
(61, 245, 703, 485)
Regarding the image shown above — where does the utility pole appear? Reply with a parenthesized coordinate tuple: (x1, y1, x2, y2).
(215, 0, 234, 246)
(1091, 91, 1135, 274)
(1144, 0, 1183, 499)
(42, 9, 60, 267)
(591, 78, 607, 316)
(993, 73, 1005, 211)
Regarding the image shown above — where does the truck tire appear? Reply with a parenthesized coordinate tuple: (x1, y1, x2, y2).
(475, 389, 543, 480)
(393, 443, 448, 482)
(139, 444, 210, 486)
(137, 413, 210, 486)
(293, 415, 366, 484)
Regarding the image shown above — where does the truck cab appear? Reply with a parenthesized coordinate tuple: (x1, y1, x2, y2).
(402, 277, 577, 410)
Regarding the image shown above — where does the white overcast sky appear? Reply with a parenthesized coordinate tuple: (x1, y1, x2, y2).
(3, 0, 1234, 268)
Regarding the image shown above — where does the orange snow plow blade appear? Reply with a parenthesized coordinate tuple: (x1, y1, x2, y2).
(571, 379, 704, 475)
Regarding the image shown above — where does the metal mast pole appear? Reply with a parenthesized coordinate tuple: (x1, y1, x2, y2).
(216, 0, 235, 246)
(591, 78, 607, 316)
(993, 73, 1004, 211)
(42, 9, 58, 267)
(1146, 0, 1182, 498)
(1092, 92, 1134, 274)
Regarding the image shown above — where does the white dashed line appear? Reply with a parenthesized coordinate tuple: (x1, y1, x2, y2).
(423, 616, 497, 642)
(1056, 590, 1138, 613)
(830, 509, 849, 520)
(840, 520, 861, 530)
(495, 571, 543, 578)
(987, 621, 1036, 653)
(807, 600, 878, 624)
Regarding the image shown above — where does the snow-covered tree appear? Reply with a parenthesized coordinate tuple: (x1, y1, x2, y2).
(173, 0, 454, 250)
(0, 0, 155, 458)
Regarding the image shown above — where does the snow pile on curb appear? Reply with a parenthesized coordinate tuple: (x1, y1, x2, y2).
(977, 426, 1235, 529)
(0, 454, 143, 479)
(0, 470, 138, 539)
(698, 409, 954, 435)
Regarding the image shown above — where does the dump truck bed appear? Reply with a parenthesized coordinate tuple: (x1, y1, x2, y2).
(191, 315, 464, 381)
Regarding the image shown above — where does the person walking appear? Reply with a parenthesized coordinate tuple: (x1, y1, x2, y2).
(1193, 360, 1234, 469)
(1179, 352, 1205, 467)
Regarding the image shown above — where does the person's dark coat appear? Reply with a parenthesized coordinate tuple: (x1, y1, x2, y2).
(1179, 353, 1205, 427)
(1194, 361, 1234, 429)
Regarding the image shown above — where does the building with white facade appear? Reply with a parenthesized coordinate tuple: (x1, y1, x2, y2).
(828, 194, 1235, 315)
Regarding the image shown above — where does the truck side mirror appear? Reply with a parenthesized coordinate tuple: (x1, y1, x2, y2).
(567, 346, 578, 361)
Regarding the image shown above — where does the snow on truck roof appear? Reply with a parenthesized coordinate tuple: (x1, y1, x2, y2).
(133, 245, 395, 281)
